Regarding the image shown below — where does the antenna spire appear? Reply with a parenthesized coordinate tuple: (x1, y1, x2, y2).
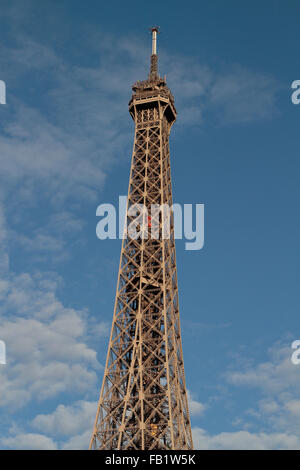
(149, 26, 159, 81)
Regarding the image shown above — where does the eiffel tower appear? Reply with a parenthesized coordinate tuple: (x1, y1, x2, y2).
(90, 28, 193, 450)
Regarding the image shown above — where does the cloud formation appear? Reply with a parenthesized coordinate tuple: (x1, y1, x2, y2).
(0, 20, 282, 449)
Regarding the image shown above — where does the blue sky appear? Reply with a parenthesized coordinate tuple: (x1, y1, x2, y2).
(0, 0, 300, 449)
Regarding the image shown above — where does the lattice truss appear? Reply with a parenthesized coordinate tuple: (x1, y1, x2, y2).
(90, 72, 193, 450)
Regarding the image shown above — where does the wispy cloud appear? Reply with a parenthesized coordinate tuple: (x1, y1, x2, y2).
(227, 342, 299, 395)
(187, 390, 206, 416)
(32, 400, 97, 439)
(1, 432, 58, 450)
(1, 400, 97, 450)
(0, 205, 100, 411)
(211, 340, 300, 448)
(0, 275, 101, 409)
(0, 19, 283, 449)
(208, 65, 279, 124)
(192, 427, 300, 450)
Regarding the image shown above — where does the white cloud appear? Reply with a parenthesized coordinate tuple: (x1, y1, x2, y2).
(192, 427, 300, 450)
(0, 35, 133, 208)
(0, 24, 282, 450)
(0, 318, 98, 409)
(187, 390, 206, 416)
(0, 266, 107, 409)
(0, 118, 104, 441)
(0, 399, 97, 449)
(32, 400, 97, 437)
(0, 103, 109, 204)
(258, 399, 280, 414)
(187, 341, 300, 450)
(227, 343, 300, 395)
(208, 66, 279, 124)
(17, 233, 65, 254)
(1, 432, 58, 450)
(285, 400, 300, 416)
(0, 33, 280, 268)
(61, 429, 92, 450)
(222, 341, 300, 444)
(161, 54, 279, 126)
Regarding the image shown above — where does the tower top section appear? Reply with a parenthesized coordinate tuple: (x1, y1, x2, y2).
(129, 28, 176, 125)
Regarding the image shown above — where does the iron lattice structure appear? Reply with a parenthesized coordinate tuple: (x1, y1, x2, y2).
(90, 28, 193, 450)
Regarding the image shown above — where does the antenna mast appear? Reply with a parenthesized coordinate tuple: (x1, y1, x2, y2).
(149, 26, 159, 80)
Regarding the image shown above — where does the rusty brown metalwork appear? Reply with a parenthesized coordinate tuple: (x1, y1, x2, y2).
(89, 29, 193, 450)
